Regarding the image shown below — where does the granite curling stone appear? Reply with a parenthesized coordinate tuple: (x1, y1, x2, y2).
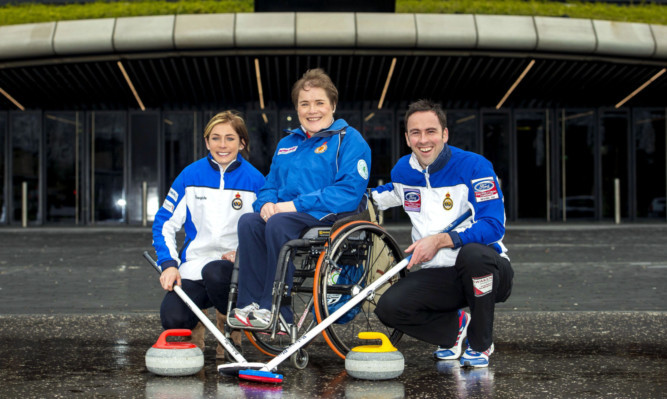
(146, 329, 204, 376)
(345, 332, 404, 380)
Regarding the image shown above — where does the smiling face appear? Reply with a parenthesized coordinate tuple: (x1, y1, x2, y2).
(405, 110, 448, 169)
(205, 122, 244, 169)
(296, 87, 335, 135)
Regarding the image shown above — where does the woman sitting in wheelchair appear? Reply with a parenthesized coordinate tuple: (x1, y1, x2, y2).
(229, 68, 372, 329)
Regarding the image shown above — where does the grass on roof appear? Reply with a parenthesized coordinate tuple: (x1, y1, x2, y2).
(0, 0, 665, 27)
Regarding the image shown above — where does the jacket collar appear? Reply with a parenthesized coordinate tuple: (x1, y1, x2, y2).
(409, 143, 452, 174)
(284, 118, 349, 139)
(207, 153, 243, 173)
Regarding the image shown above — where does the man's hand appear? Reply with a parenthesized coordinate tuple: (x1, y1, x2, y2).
(404, 233, 454, 270)
(160, 267, 181, 291)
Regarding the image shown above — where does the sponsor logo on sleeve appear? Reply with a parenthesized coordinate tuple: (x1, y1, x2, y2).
(162, 199, 174, 213)
(403, 189, 421, 212)
(231, 192, 243, 210)
(443, 193, 454, 210)
(167, 188, 178, 202)
(315, 142, 328, 154)
(278, 145, 298, 155)
(472, 274, 493, 297)
(357, 159, 369, 180)
(472, 177, 499, 202)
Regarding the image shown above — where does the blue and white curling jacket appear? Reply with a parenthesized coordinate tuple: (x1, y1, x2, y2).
(372, 144, 508, 268)
(152, 154, 265, 280)
(254, 119, 371, 221)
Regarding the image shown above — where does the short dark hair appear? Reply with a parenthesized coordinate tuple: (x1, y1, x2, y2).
(404, 99, 447, 130)
(203, 110, 250, 159)
(291, 68, 338, 108)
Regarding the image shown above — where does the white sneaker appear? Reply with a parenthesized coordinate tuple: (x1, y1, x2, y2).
(228, 303, 259, 327)
(433, 310, 470, 360)
(247, 308, 272, 329)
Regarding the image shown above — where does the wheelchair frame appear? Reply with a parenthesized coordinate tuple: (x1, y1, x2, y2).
(225, 213, 407, 369)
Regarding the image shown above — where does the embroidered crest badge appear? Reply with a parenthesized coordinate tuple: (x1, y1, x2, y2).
(231, 192, 243, 210)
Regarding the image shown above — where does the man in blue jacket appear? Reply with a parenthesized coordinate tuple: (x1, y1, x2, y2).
(229, 68, 372, 330)
(372, 99, 514, 368)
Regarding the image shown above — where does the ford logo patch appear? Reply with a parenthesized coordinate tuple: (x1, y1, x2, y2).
(474, 181, 494, 191)
(405, 192, 420, 202)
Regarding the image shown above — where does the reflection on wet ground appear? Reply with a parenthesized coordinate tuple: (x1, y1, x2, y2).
(1, 225, 666, 397)
(1, 314, 664, 398)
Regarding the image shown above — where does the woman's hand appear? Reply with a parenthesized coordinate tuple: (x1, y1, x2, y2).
(221, 251, 236, 263)
(260, 202, 277, 221)
(160, 267, 181, 291)
(275, 201, 296, 214)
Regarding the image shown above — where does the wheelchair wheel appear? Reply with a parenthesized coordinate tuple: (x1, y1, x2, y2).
(312, 221, 405, 359)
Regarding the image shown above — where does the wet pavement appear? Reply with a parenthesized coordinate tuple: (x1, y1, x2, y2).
(1, 223, 666, 398)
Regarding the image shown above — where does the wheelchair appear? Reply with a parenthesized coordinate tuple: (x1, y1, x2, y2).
(225, 203, 406, 369)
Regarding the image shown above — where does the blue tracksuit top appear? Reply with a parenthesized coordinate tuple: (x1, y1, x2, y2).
(152, 154, 265, 279)
(373, 145, 508, 268)
(253, 119, 371, 221)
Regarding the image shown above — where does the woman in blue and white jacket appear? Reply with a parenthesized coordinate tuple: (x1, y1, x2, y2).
(228, 68, 372, 329)
(152, 111, 265, 355)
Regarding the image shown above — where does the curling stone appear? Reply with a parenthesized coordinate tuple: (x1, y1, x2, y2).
(345, 332, 404, 380)
(146, 329, 204, 376)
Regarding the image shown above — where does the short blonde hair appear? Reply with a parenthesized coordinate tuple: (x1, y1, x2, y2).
(203, 110, 250, 159)
(291, 68, 338, 109)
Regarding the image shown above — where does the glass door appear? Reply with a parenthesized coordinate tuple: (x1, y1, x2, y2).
(600, 110, 629, 220)
(44, 112, 81, 224)
(128, 112, 159, 224)
(0, 113, 6, 224)
(515, 110, 549, 220)
(90, 112, 126, 223)
(10, 112, 41, 225)
(634, 109, 666, 220)
(481, 111, 512, 220)
(559, 110, 597, 221)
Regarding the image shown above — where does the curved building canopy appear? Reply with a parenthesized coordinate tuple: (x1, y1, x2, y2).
(0, 12, 666, 111)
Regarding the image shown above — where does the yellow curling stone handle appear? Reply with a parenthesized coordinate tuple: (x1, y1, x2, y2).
(350, 332, 397, 353)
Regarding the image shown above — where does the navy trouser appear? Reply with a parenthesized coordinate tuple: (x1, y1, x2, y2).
(160, 260, 233, 330)
(374, 243, 513, 352)
(236, 212, 332, 321)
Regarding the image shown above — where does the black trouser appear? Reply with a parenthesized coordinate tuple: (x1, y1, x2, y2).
(160, 260, 234, 330)
(374, 243, 513, 351)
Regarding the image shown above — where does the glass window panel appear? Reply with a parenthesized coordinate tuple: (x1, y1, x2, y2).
(163, 112, 197, 188)
(363, 111, 394, 188)
(634, 109, 666, 219)
(279, 109, 299, 137)
(600, 111, 629, 219)
(448, 111, 478, 152)
(45, 112, 80, 223)
(0, 113, 6, 224)
(336, 110, 361, 133)
(561, 110, 596, 220)
(516, 111, 548, 219)
(128, 113, 159, 223)
(246, 111, 278, 176)
(11, 112, 41, 224)
(91, 112, 125, 223)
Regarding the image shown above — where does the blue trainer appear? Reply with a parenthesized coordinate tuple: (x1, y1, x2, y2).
(433, 310, 470, 360)
(460, 343, 495, 368)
